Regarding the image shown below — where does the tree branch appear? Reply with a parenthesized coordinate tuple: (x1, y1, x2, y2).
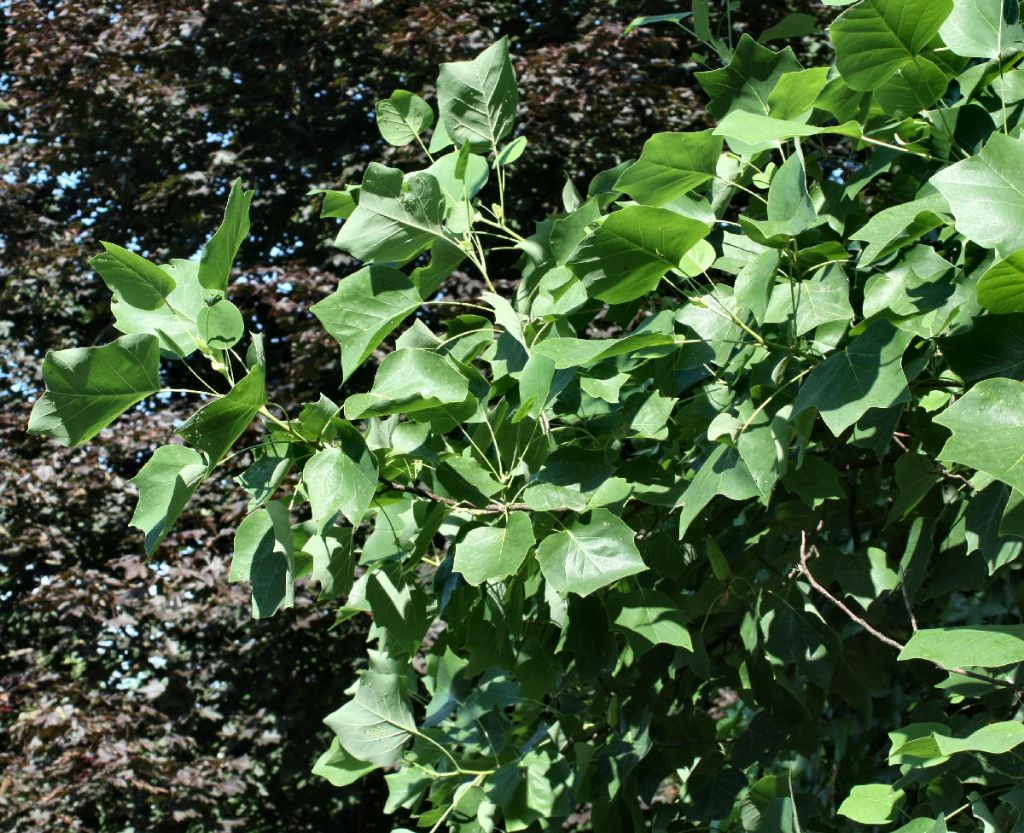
(796, 531, 1021, 693)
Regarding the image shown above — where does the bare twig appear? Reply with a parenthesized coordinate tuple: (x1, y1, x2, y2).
(796, 532, 1021, 693)
(898, 565, 918, 633)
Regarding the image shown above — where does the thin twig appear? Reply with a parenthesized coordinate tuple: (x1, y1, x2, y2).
(796, 532, 1021, 693)
(385, 480, 531, 514)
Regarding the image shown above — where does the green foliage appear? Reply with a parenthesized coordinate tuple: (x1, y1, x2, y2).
(28, 4, 1024, 831)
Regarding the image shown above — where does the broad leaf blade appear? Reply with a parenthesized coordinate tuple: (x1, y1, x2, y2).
(536, 509, 646, 596)
(229, 501, 295, 619)
(324, 670, 416, 766)
(437, 37, 518, 152)
(311, 265, 422, 382)
(130, 445, 207, 556)
(454, 512, 535, 585)
(28, 333, 161, 446)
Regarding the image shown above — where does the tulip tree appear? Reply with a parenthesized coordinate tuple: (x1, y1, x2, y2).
(28, 3, 1024, 830)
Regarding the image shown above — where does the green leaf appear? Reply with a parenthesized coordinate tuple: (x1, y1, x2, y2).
(28, 333, 161, 447)
(567, 206, 710, 304)
(532, 333, 676, 369)
(104, 258, 206, 357)
(609, 589, 693, 653)
(375, 90, 434, 146)
(977, 249, 1024, 313)
(229, 501, 295, 618)
(535, 509, 647, 597)
(766, 152, 817, 235)
(129, 445, 207, 556)
(437, 37, 518, 152)
(301, 526, 354, 600)
(764, 265, 854, 336)
(90, 242, 176, 310)
(312, 737, 377, 787)
(426, 148, 490, 232)
(761, 13, 819, 43)
(177, 364, 266, 470)
(931, 133, 1024, 256)
(365, 570, 429, 657)
(495, 135, 527, 166)
(612, 130, 723, 206)
(934, 721, 1024, 756)
(831, 0, 953, 90)
(695, 34, 802, 118)
(324, 670, 416, 766)
(939, 0, 1024, 59)
(624, 12, 691, 35)
(838, 784, 905, 825)
(454, 512, 536, 585)
(676, 445, 760, 536)
(197, 298, 244, 350)
(335, 163, 449, 263)
(311, 265, 422, 382)
(198, 178, 254, 292)
(344, 349, 469, 419)
(303, 423, 379, 531)
(793, 320, 912, 436)
(935, 378, 1024, 492)
(236, 441, 293, 509)
(713, 110, 861, 147)
(852, 192, 948, 265)
(899, 625, 1024, 667)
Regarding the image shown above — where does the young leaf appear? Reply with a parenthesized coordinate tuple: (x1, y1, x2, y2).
(198, 178, 254, 292)
(437, 37, 518, 152)
(197, 298, 245, 350)
(335, 163, 449, 263)
(375, 90, 434, 147)
(303, 423, 379, 532)
(536, 509, 646, 597)
(311, 265, 422, 382)
(935, 378, 1024, 491)
(612, 130, 723, 206)
(567, 206, 710, 304)
(324, 670, 416, 766)
(129, 445, 207, 556)
(454, 512, 536, 585)
(495, 135, 527, 166)
(28, 333, 161, 446)
(177, 364, 266, 470)
(229, 500, 295, 619)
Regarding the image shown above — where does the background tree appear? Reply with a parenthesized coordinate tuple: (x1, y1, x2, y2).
(1, 2, 825, 830)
